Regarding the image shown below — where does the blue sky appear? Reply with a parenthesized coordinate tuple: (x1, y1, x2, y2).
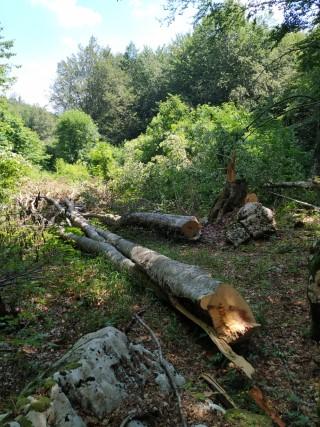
(1, 0, 194, 107)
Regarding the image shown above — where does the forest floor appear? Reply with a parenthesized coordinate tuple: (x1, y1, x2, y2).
(0, 188, 319, 426)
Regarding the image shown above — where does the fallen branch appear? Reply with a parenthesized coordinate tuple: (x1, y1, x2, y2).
(267, 191, 320, 211)
(264, 180, 320, 191)
(200, 373, 238, 409)
(134, 314, 187, 427)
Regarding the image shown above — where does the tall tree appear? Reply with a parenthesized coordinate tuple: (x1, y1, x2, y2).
(51, 37, 136, 144)
(167, 2, 282, 108)
(164, 0, 320, 32)
(0, 25, 16, 91)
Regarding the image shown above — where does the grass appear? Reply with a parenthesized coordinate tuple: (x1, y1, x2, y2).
(0, 193, 319, 425)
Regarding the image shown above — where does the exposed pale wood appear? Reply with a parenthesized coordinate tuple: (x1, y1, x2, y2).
(96, 227, 258, 344)
(169, 296, 255, 379)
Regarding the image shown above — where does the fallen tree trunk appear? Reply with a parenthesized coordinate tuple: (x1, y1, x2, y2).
(308, 240, 320, 341)
(40, 196, 258, 377)
(264, 180, 320, 191)
(60, 231, 136, 273)
(84, 211, 202, 240)
(95, 227, 258, 345)
(60, 200, 258, 345)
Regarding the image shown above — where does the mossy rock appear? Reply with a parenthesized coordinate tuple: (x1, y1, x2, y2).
(29, 396, 51, 412)
(224, 409, 272, 427)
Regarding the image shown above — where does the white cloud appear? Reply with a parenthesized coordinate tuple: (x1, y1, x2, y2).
(30, 0, 102, 28)
(9, 59, 57, 108)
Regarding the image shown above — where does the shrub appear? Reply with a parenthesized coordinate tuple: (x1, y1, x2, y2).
(55, 110, 99, 164)
(55, 158, 90, 182)
(0, 151, 30, 203)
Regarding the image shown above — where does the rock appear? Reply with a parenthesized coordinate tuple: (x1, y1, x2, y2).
(224, 409, 273, 426)
(7, 326, 185, 426)
(226, 222, 251, 247)
(53, 327, 184, 419)
(48, 385, 86, 427)
(226, 202, 276, 247)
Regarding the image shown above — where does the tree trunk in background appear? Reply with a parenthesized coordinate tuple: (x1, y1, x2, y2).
(312, 110, 320, 177)
(308, 241, 320, 341)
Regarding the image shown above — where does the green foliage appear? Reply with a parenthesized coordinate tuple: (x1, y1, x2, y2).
(0, 26, 16, 91)
(54, 109, 99, 163)
(167, 1, 291, 108)
(112, 96, 306, 211)
(8, 98, 56, 140)
(0, 151, 30, 203)
(51, 37, 136, 144)
(87, 141, 118, 180)
(55, 158, 90, 182)
(0, 100, 45, 164)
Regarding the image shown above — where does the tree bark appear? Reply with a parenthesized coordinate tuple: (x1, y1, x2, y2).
(60, 231, 136, 273)
(308, 241, 320, 341)
(208, 179, 248, 223)
(84, 212, 202, 240)
(95, 227, 258, 344)
(40, 196, 257, 377)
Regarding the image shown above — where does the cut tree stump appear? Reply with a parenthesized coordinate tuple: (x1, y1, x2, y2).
(308, 240, 320, 341)
(208, 153, 248, 223)
(208, 179, 248, 223)
(84, 211, 202, 241)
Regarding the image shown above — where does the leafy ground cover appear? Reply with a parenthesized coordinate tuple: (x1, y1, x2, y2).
(0, 196, 319, 426)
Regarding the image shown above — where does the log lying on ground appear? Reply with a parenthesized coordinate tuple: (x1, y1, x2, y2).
(41, 197, 258, 377)
(60, 231, 136, 273)
(264, 179, 320, 191)
(95, 227, 258, 345)
(61, 199, 258, 345)
(84, 211, 202, 240)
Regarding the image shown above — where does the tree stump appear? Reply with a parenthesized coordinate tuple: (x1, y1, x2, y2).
(208, 179, 248, 223)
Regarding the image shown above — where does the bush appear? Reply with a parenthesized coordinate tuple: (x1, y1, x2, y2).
(55, 110, 99, 164)
(55, 158, 90, 182)
(0, 151, 30, 203)
(87, 141, 118, 180)
(110, 96, 308, 213)
(0, 100, 45, 164)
